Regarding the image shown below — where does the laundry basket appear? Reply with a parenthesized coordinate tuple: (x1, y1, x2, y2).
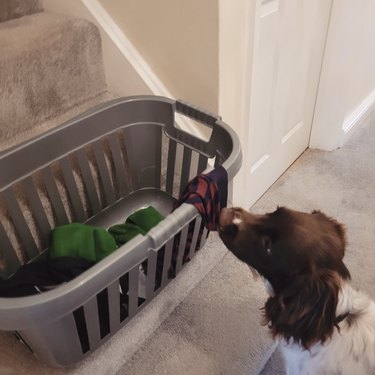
(0, 96, 242, 367)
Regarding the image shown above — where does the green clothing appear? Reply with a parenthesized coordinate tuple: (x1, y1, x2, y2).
(49, 206, 164, 261)
(108, 206, 164, 246)
(49, 223, 118, 262)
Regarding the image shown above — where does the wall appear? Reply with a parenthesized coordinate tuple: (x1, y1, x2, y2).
(99, 0, 219, 113)
(310, 0, 375, 150)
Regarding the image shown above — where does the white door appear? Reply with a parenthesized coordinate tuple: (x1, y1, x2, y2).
(241, 0, 332, 207)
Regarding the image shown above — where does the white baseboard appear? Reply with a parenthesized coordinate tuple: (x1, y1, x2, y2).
(81, 0, 204, 140)
(341, 88, 375, 145)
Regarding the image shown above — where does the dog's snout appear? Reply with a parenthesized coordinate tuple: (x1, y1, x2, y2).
(219, 207, 234, 227)
(219, 208, 240, 237)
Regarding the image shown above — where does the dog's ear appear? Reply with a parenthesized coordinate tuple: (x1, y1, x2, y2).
(263, 270, 341, 349)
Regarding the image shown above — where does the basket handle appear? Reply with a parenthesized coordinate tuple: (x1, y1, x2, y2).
(175, 100, 218, 128)
(164, 99, 221, 158)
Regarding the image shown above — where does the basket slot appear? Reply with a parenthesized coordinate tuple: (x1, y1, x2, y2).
(42, 166, 69, 226)
(107, 279, 121, 333)
(175, 225, 190, 274)
(76, 148, 101, 216)
(214, 151, 223, 167)
(145, 250, 157, 300)
(166, 139, 177, 195)
(119, 273, 129, 322)
(160, 237, 174, 288)
(128, 266, 139, 318)
(60, 157, 87, 223)
(154, 129, 163, 190)
(199, 227, 209, 249)
(123, 124, 162, 190)
(197, 154, 208, 174)
(107, 132, 130, 198)
(179, 147, 192, 196)
(97, 289, 110, 339)
(1, 188, 39, 261)
(188, 216, 203, 259)
(83, 297, 102, 351)
(0, 223, 21, 277)
(22, 177, 51, 250)
(73, 307, 90, 354)
(92, 140, 116, 207)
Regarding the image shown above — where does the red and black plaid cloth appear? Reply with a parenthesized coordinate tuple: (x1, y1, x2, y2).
(165, 166, 228, 278)
(176, 165, 228, 231)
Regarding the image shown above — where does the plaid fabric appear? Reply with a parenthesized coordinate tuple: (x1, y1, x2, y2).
(163, 166, 228, 279)
(176, 165, 228, 231)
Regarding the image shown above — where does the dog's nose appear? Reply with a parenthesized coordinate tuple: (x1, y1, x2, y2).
(219, 207, 234, 227)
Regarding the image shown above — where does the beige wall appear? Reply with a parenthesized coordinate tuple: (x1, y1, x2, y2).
(99, 0, 219, 112)
(310, 0, 375, 150)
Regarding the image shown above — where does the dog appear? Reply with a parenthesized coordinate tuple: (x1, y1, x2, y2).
(218, 206, 375, 374)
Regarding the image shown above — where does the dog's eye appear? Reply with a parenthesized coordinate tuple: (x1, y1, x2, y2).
(262, 237, 272, 255)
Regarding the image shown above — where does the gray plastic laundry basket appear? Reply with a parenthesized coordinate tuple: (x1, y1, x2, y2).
(0, 96, 242, 367)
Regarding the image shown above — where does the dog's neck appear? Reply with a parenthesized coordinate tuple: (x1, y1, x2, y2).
(263, 278, 355, 323)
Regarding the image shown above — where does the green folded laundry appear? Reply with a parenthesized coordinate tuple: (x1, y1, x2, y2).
(127, 206, 165, 232)
(49, 223, 118, 262)
(108, 206, 165, 246)
(107, 222, 147, 246)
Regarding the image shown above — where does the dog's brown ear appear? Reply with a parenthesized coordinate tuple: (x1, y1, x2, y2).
(263, 270, 341, 349)
(312, 210, 347, 251)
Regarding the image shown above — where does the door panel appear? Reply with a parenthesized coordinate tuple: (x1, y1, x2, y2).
(244, 0, 332, 207)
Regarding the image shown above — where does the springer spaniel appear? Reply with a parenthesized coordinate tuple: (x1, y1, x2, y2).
(218, 206, 375, 375)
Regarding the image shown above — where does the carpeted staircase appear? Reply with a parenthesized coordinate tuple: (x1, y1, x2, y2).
(0, 0, 110, 151)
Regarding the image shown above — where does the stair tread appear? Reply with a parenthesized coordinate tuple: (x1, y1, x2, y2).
(0, 0, 43, 24)
(0, 12, 96, 58)
(0, 92, 116, 151)
(0, 12, 106, 147)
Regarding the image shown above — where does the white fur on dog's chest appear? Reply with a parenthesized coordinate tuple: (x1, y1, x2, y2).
(280, 285, 375, 375)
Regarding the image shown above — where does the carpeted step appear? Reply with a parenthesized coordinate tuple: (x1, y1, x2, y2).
(0, 0, 43, 23)
(0, 12, 106, 148)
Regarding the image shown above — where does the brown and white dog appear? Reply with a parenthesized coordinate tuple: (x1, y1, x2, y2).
(218, 206, 375, 375)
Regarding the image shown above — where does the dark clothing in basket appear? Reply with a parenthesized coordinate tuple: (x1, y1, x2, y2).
(0, 257, 94, 297)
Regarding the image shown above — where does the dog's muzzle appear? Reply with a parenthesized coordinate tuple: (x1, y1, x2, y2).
(218, 208, 239, 237)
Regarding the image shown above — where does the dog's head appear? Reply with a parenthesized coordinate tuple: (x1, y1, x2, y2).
(218, 206, 351, 348)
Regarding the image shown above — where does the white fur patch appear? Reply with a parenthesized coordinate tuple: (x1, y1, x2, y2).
(233, 217, 242, 225)
(280, 283, 375, 374)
